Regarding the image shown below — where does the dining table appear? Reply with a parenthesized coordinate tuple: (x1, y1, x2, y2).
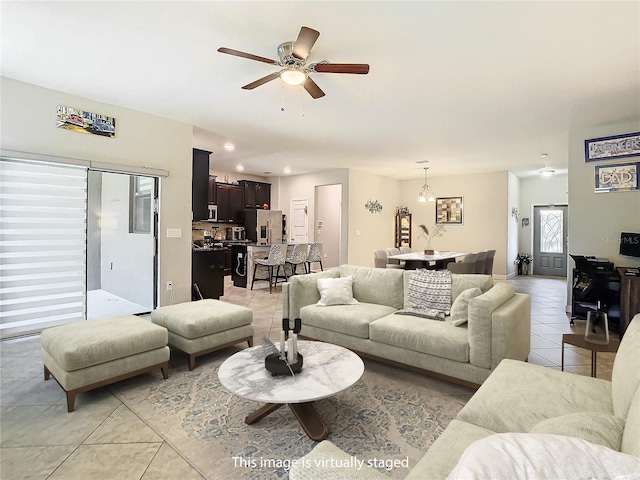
(387, 251, 467, 270)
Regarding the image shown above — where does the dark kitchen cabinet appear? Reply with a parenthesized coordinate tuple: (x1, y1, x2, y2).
(192, 149, 211, 221)
(239, 180, 271, 209)
(208, 176, 217, 204)
(216, 183, 244, 223)
(192, 250, 224, 299)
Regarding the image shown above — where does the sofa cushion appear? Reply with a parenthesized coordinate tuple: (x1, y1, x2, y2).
(621, 387, 640, 457)
(317, 276, 358, 306)
(611, 314, 640, 419)
(340, 265, 404, 309)
(457, 359, 613, 433)
(450, 287, 482, 327)
(529, 412, 624, 450)
(446, 433, 640, 480)
(369, 314, 470, 362)
(300, 303, 396, 339)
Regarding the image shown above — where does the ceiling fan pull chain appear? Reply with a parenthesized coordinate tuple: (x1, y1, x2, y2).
(281, 84, 286, 112)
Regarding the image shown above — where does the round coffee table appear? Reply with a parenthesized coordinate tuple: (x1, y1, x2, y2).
(218, 340, 364, 441)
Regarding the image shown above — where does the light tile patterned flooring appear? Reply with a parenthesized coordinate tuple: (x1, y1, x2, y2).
(0, 275, 616, 479)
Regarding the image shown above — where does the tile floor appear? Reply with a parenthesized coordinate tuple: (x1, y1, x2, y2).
(0, 275, 617, 479)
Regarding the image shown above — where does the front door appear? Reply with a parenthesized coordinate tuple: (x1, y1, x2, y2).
(533, 205, 568, 277)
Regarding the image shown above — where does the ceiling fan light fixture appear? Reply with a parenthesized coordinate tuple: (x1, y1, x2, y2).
(280, 68, 307, 86)
(539, 167, 555, 177)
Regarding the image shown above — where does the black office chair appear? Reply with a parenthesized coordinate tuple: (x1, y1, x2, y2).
(570, 254, 620, 329)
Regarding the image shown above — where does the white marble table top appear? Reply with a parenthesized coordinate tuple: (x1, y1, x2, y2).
(218, 341, 364, 404)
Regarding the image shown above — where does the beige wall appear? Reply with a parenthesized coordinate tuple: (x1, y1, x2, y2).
(568, 119, 640, 269)
(347, 169, 402, 267)
(507, 172, 520, 277)
(398, 171, 510, 277)
(0, 77, 193, 306)
(277, 169, 349, 264)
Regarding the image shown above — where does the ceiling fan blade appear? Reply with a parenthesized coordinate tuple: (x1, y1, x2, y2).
(314, 63, 370, 74)
(292, 26, 320, 60)
(242, 72, 281, 90)
(303, 77, 325, 99)
(218, 47, 277, 65)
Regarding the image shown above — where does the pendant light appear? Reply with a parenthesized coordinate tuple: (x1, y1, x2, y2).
(418, 166, 435, 203)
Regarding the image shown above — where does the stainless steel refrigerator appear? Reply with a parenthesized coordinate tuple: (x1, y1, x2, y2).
(244, 209, 283, 245)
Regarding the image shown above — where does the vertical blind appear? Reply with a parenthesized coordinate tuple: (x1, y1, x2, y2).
(0, 159, 88, 338)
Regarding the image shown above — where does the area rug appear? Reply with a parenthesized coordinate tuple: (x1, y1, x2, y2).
(110, 348, 467, 479)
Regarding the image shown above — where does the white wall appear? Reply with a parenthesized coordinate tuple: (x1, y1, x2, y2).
(316, 184, 342, 268)
(518, 174, 569, 255)
(0, 77, 193, 305)
(568, 119, 640, 269)
(347, 169, 401, 267)
(398, 171, 510, 277)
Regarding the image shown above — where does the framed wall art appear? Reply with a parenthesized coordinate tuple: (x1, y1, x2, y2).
(57, 105, 116, 138)
(436, 196, 463, 225)
(584, 132, 640, 162)
(594, 162, 639, 193)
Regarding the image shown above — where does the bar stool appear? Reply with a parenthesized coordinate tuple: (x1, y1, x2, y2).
(251, 244, 287, 294)
(286, 244, 309, 275)
(305, 243, 324, 273)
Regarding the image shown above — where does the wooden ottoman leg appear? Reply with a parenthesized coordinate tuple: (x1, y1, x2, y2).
(188, 354, 196, 371)
(44, 365, 51, 381)
(66, 391, 77, 413)
(161, 363, 169, 379)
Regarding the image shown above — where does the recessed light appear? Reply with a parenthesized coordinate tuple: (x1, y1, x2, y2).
(283, 167, 291, 174)
(540, 153, 548, 158)
(224, 143, 235, 152)
(236, 164, 244, 172)
(263, 171, 272, 175)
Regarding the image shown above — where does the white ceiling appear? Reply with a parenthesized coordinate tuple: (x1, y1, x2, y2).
(2, 1, 639, 180)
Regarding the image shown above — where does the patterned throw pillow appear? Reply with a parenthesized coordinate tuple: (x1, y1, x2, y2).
(395, 269, 452, 320)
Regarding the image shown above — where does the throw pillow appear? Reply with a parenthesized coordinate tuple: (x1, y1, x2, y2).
(317, 276, 359, 306)
(530, 412, 625, 451)
(395, 269, 451, 320)
(450, 287, 482, 326)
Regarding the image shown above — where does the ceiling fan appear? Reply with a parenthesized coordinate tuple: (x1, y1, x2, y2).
(218, 26, 369, 99)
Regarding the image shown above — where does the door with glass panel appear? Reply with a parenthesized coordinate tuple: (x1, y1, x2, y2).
(533, 205, 568, 277)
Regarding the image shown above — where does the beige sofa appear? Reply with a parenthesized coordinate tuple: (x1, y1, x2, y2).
(290, 315, 640, 479)
(282, 265, 530, 387)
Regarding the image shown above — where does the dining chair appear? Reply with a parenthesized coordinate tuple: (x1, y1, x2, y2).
(399, 246, 412, 254)
(484, 250, 496, 276)
(305, 243, 324, 273)
(386, 247, 403, 267)
(373, 249, 388, 268)
(286, 243, 309, 276)
(251, 244, 287, 294)
(447, 253, 478, 274)
(474, 251, 488, 274)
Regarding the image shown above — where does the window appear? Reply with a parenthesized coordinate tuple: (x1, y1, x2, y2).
(129, 176, 153, 234)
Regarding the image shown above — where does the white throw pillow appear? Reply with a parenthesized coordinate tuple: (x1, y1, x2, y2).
(447, 433, 640, 480)
(317, 276, 359, 306)
(450, 287, 482, 326)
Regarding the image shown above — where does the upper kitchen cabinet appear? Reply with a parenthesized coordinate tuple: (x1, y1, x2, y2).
(239, 180, 271, 209)
(192, 148, 211, 221)
(208, 176, 217, 204)
(216, 183, 244, 223)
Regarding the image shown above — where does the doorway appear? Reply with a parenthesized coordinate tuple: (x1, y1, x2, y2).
(289, 198, 309, 244)
(315, 184, 342, 268)
(533, 204, 568, 277)
(87, 171, 158, 318)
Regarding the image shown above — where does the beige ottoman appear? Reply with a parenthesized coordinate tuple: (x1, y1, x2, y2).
(40, 315, 170, 412)
(151, 299, 254, 370)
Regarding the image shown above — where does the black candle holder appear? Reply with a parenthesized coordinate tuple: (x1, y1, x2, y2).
(265, 352, 303, 376)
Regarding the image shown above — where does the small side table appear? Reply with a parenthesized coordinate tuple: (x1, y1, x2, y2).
(561, 334, 620, 378)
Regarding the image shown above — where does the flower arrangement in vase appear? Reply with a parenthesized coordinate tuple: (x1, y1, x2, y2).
(516, 253, 533, 275)
(418, 223, 446, 254)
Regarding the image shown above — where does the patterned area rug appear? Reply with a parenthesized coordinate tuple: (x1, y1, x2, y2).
(111, 347, 467, 479)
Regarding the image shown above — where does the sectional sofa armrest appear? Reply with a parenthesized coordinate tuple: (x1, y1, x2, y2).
(490, 293, 531, 368)
(282, 269, 340, 319)
(468, 283, 528, 369)
(289, 440, 387, 480)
